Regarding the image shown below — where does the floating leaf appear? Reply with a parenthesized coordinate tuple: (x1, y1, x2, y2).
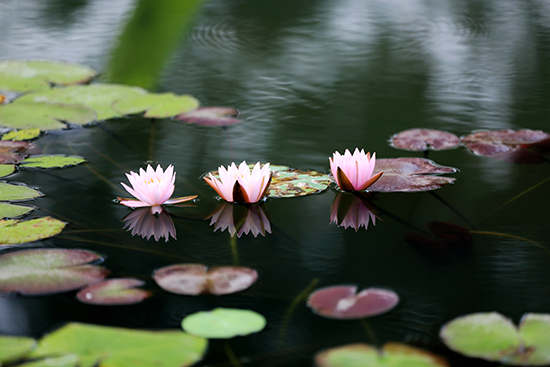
(0, 248, 107, 295)
(0, 101, 96, 130)
(367, 158, 456, 192)
(461, 129, 550, 164)
(0, 182, 42, 201)
(18, 354, 79, 367)
(0, 141, 34, 164)
(0, 164, 15, 177)
(175, 107, 241, 126)
(0, 60, 97, 93)
(112, 93, 199, 118)
(76, 278, 151, 305)
(307, 286, 399, 319)
(0, 202, 35, 219)
(0, 335, 36, 363)
(20, 155, 87, 169)
(154, 264, 258, 295)
(182, 308, 266, 339)
(391, 128, 460, 151)
(29, 323, 207, 367)
(315, 342, 449, 367)
(17, 84, 147, 121)
(2, 128, 41, 141)
(0, 217, 66, 245)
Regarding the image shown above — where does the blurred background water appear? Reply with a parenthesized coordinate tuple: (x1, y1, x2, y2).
(1, 0, 549, 366)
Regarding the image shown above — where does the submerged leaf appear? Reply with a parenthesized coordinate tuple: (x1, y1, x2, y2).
(0, 202, 35, 219)
(112, 93, 199, 118)
(0, 335, 36, 364)
(0, 182, 42, 201)
(0, 101, 96, 130)
(0, 141, 35, 164)
(0, 217, 66, 245)
(2, 128, 41, 141)
(175, 107, 241, 126)
(76, 278, 151, 305)
(391, 128, 460, 151)
(0, 164, 15, 178)
(182, 308, 266, 339)
(20, 155, 87, 169)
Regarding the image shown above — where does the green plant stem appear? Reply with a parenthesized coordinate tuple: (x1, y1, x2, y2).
(359, 319, 378, 345)
(224, 341, 243, 367)
(428, 191, 477, 229)
(278, 278, 319, 345)
(471, 230, 550, 256)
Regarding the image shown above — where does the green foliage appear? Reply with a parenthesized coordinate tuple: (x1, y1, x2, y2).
(20, 155, 87, 169)
(0, 164, 15, 178)
(0, 217, 66, 245)
(112, 93, 199, 118)
(0, 202, 35, 219)
(0, 335, 36, 364)
(0, 182, 42, 201)
(182, 308, 266, 338)
(2, 128, 41, 141)
(0, 101, 96, 130)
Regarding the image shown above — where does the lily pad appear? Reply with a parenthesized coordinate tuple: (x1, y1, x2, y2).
(18, 354, 79, 367)
(0, 141, 35, 163)
(0, 182, 42, 201)
(153, 264, 258, 295)
(315, 342, 449, 367)
(175, 107, 241, 126)
(29, 323, 207, 367)
(0, 217, 66, 245)
(0, 202, 35, 219)
(20, 155, 87, 169)
(2, 128, 41, 141)
(0, 101, 96, 130)
(391, 128, 460, 151)
(0, 335, 36, 363)
(76, 278, 151, 305)
(461, 129, 550, 164)
(440, 312, 550, 366)
(307, 286, 399, 319)
(17, 84, 147, 121)
(367, 158, 456, 192)
(0, 248, 108, 295)
(0, 164, 15, 177)
(0, 60, 97, 93)
(112, 93, 199, 118)
(182, 308, 266, 339)
(269, 164, 332, 198)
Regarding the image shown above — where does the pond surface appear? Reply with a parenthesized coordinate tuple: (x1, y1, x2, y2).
(1, 0, 550, 366)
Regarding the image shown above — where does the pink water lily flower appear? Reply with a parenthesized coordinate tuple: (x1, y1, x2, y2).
(329, 148, 383, 192)
(118, 164, 197, 214)
(204, 161, 272, 204)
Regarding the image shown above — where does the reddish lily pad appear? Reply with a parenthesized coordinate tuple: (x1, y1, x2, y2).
(76, 278, 151, 305)
(461, 129, 550, 164)
(368, 158, 456, 192)
(0, 141, 35, 164)
(307, 286, 399, 319)
(175, 107, 241, 126)
(391, 128, 460, 151)
(0, 248, 108, 295)
(153, 264, 258, 296)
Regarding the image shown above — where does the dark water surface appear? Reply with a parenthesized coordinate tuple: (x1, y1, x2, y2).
(1, 0, 550, 366)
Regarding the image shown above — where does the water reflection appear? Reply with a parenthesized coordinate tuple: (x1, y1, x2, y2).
(122, 208, 176, 242)
(206, 202, 271, 238)
(330, 193, 379, 231)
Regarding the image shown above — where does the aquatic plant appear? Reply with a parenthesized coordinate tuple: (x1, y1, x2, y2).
(329, 148, 383, 192)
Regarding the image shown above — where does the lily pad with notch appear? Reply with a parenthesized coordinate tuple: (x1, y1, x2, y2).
(0, 141, 36, 164)
(391, 128, 461, 151)
(0, 248, 108, 295)
(20, 155, 87, 169)
(0, 182, 42, 201)
(0, 335, 36, 364)
(182, 308, 266, 339)
(2, 128, 41, 141)
(175, 107, 241, 126)
(0, 202, 35, 219)
(0, 101, 96, 130)
(112, 93, 199, 118)
(76, 278, 151, 305)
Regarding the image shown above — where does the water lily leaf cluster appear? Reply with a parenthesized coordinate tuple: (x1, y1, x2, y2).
(0, 182, 41, 220)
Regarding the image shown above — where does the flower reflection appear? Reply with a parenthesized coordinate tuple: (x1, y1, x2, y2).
(122, 207, 176, 242)
(206, 202, 271, 238)
(330, 193, 379, 231)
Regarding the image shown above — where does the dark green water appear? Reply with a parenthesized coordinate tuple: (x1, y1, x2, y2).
(1, 0, 550, 366)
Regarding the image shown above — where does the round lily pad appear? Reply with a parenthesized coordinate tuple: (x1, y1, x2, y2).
(307, 286, 399, 319)
(20, 155, 87, 169)
(2, 128, 42, 141)
(182, 308, 266, 339)
(0, 60, 97, 93)
(391, 128, 460, 151)
(0, 164, 15, 178)
(76, 278, 151, 306)
(112, 93, 199, 118)
(0, 182, 42, 201)
(0, 141, 35, 164)
(0, 248, 108, 295)
(0, 335, 36, 364)
(0, 202, 35, 219)
(0, 101, 96, 130)
(153, 264, 258, 295)
(0, 217, 66, 245)
(175, 107, 241, 126)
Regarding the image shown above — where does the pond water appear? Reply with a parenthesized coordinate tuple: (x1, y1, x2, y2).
(1, 0, 550, 366)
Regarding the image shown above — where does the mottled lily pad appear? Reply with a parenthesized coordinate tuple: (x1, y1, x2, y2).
(2, 128, 41, 141)
(0, 101, 96, 130)
(0, 202, 35, 219)
(112, 93, 199, 118)
(17, 84, 147, 121)
(153, 264, 258, 295)
(182, 308, 266, 339)
(307, 286, 399, 319)
(0, 141, 35, 163)
(0, 164, 15, 177)
(315, 342, 449, 367)
(0, 217, 66, 245)
(440, 312, 550, 366)
(0, 60, 97, 93)
(368, 158, 456, 192)
(0, 182, 42, 201)
(461, 129, 550, 164)
(0, 248, 108, 295)
(20, 155, 87, 169)
(0, 335, 36, 363)
(391, 128, 460, 151)
(175, 107, 241, 126)
(28, 323, 207, 367)
(76, 278, 151, 305)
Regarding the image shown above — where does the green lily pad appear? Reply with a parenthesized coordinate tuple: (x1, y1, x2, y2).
(0, 202, 35, 219)
(76, 278, 151, 305)
(315, 342, 449, 367)
(0, 60, 97, 93)
(0, 335, 36, 363)
(20, 155, 87, 169)
(0, 141, 35, 164)
(440, 312, 550, 365)
(0, 182, 42, 201)
(0, 164, 15, 177)
(29, 323, 207, 367)
(2, 128, 42, 141)
(18, 354, 79, 367)
(0, 216, 66, 245)
(17, 84, 147, 121)
(182, 308, 266, 339)
(0, 248, 108, 295)
(0, 101, 96, 130)
(112, 93, 199, 118)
